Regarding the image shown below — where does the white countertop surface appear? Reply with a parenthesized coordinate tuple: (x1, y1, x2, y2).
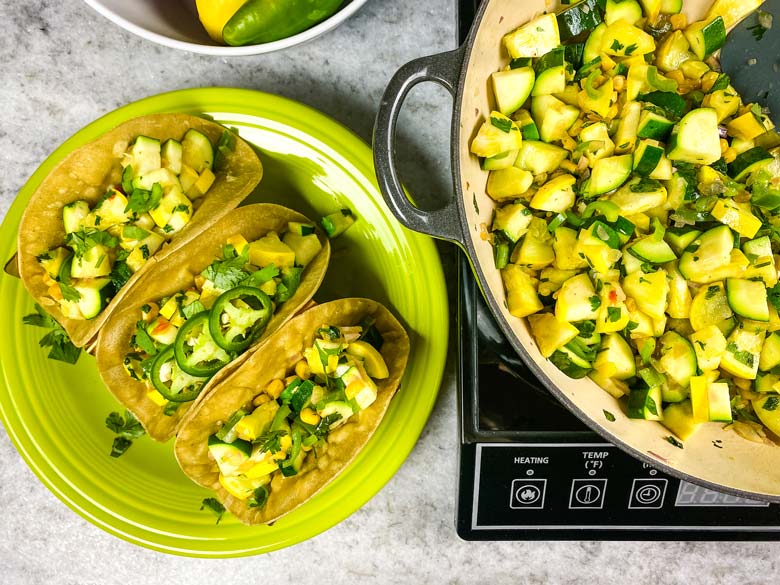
(1, 1, 778, 583)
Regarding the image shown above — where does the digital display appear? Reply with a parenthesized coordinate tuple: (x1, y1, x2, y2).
(675, 481, 769, 508)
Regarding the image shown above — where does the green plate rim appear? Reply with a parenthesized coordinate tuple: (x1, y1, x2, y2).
(0, 88, 449, 557)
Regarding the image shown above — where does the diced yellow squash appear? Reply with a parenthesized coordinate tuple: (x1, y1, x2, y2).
(235, 401, 279, 441)
(662, 400, 701, 440)
(601, 20, 656, 56)
(248, 232, 296, 269)
(555, 273, 599, 322)
(553, 227, 588, 271)
(622, 269, 669, 320)
(527, 312, 579, 358)
(503, 13, 560, 59)
(726, 112, 768, 141)
(471, 112, 523, 158)
(501, 264, 543, 318)
(146, 389, 168, 407)
(688, 324, 728, 371)
(530, 174, 576, 212)
(346, 340, 390, 379)
(706, 0, 764, 30)
(710, 199, 762, 239)
(186, 167, 216, 199)
(226, 234, 250, 254)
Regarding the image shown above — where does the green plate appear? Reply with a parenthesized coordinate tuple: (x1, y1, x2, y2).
(0, 88, 448, 557)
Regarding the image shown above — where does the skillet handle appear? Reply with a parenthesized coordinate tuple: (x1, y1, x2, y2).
(373, 47, 467, 245)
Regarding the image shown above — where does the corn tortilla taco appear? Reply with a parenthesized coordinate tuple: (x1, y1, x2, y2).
(18, 113, 263, 348)
(173, 298, 410, 525)
(95, 203, 330, 442)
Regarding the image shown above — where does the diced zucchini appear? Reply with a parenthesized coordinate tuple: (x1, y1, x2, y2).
(632, 139, 664, 176)
(492, 67, 535, 115)
(492, 202, 533, 242)
(482, 150, 519, 171)
(181, 129, 214, 173)
(627, 385, 663, 420)
(320, 209, 356, 238)
(513, 109, 540, 140)
(503, 13, 561, 59)
(127, 136, 162, 176)
(666, 108, 722, 165)
(628, 236, 677, 264)
(614, 101, 642, 153)
(160, 138, 183, 174)
(593, 332, 636, 380)
(664, 227, 701, 256)
(514, 141, 569, 174)
(62, 200, 91, 234)
(532, 47, 566, 96)
(752, 394, 780, 436)
(726, 278, 769, 321)
(581, 154, 633, 197)
(583, 22, 608, 64)
(688, 281, 733, 331)
(720, 322, 765, 380)
(68, 278, 111, 320)
(637, 109, 675, 141)
(759, 332, 780, 371)
(727, 147, 773, 182)
(678, 225, 733, 283)
(146, 316, 179, 345)
(662, 400, 700, 441)
(208, 436, 253, 476)
(557, 0, 602, 40)
(684, 16, 726, 60)
(282, 232, 322, 267)
(531, 95, 580, 142)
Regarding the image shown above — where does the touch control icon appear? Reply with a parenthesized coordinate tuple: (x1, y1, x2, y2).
(509, 478, 547, 509)
(569, 478, 607, 509)
(629, 478, 668, 509)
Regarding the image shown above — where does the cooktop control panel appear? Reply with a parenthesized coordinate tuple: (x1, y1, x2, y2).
(458, 442, 780, 540)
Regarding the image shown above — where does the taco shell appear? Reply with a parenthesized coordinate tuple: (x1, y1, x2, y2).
(18, 113, 263, 347)
(95, 203, 330, 442)
(174, 298, 410, 525)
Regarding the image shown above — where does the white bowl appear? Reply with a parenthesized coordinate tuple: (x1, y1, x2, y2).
(82, 0, 368, 56)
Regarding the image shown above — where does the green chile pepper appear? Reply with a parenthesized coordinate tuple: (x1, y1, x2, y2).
(150, 345, 210, 402)
(173, 311, 232, 377)
(222, 0, 345, 46)
(208, 286, 273, 352)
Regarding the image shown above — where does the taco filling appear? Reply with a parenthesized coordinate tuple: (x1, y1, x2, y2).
(123, 222, 324, 410)
(35, 129, 228, 322)
(208, 319, 389, 505)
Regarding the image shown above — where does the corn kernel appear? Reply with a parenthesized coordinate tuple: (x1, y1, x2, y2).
(253, 393, 271, 407)
(700, 71, 720, 93)
(723, 148, 737, 163)
(666, 70, 685, 85)
(265, 378, 284, 399)
(559, 160, 578, 173)
(345, 380, 364, 400)
(285, 374, 299, 386)
(612, 75, 625, 92)
(48, 283, 63, 301)
(670, 13, 687, 29)
(720, 138, 730, 153)
(294, 360, 311, 380)
(193, 274, 206, 290)
(300, 408, 321, 425)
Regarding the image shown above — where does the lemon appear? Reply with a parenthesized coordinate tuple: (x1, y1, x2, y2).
(196, 0, 248, 43)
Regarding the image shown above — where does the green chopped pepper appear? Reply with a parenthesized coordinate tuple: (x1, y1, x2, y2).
(222, 0, 345, 46)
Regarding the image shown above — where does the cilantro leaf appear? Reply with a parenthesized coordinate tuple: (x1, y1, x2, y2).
(664, 435, 684, 449)
(248, 485, 269, 509)
(110, 261, 133, 291)
(768, 283, 780, 312)
(490, 116, 513, 133)
(588, 295, 601, 311)
(257, 429, 287, 454)
(133, 321, 158, 356)
(201, 497, 226, 523)
(22, 304, 81, 364)
(122, 225, 149, 240)
(124, 183, 163, 215)
(106, 409, 145, 458)
(201, 244, 250, 290)
(59, 282, 82, 302)
(603, 409, 616, 422)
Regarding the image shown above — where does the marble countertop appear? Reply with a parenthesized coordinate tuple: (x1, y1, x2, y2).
(1, 1, 778, 583)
